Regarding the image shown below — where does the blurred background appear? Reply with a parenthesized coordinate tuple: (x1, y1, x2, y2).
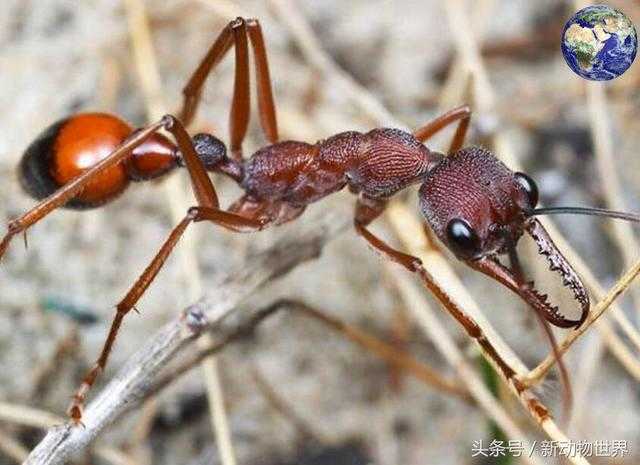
(1, 0, 639, 464)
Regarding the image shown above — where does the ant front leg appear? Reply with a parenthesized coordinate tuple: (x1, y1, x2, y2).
(67, 116, 269, 423)
(0, 118, 169, 262)
(353, 196, 536, 407)
(178, 18, 279, 157)
(413, 105, 471, 154)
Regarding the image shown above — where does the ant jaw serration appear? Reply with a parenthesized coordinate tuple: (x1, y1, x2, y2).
(524, 218, 589, 328)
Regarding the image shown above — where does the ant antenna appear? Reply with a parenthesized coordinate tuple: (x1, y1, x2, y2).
(530, 207, 640, 223)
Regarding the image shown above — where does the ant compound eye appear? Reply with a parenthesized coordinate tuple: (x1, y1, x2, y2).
(514, 172, 539, 208)
(446, 219, 481, 258)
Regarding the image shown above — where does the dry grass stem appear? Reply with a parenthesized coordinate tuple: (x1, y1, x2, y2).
(585, 80, 640, 318)
(388, 267, 545, 465)
(525, 257, 640, 384)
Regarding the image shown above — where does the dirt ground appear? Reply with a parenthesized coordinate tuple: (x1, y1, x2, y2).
(1, 1, 640, 464)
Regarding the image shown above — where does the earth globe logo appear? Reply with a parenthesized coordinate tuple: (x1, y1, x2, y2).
(561, 5, 637, 81)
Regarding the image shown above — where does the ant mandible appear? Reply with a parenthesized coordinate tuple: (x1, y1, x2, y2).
(2, 17, 639, 424)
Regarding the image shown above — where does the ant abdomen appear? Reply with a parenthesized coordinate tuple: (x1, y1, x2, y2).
(19, 113, 178, 209)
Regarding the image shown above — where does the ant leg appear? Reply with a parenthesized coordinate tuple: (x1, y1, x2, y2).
(0, 118, 169, 261)
(67, 205, 267, 422)
(246, 19, 279, 143)
(67, 116, 269, 422)
(413, 104, 471, 154)
(228, 19, 251, 159)
(178, 18, 279, 148)
(165, 115, 219, 208)
(177, 18, 253, 160)
(353, 196, 530, 398)
(177, 22, 234, 126)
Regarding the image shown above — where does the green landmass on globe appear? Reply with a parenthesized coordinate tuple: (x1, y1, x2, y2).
(562, 5, 637, 81)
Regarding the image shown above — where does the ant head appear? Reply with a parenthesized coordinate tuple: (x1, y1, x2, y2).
(419, 147, 535, 260)
(190, 133, 228, 169)
(419, 147, 588, 328)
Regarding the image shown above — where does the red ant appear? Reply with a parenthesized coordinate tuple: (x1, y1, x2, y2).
(2, 17, 639, 424)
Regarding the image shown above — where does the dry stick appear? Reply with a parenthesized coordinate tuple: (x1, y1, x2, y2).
(123, 2, 237, 465)
(144, 298, 471, 403)
(24, 208, 349, 465)
(442, 0, 640, 382)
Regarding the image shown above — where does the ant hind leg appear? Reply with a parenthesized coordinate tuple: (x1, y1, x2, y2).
(178, 18, 279, 159)
(66, 116, 270, 423)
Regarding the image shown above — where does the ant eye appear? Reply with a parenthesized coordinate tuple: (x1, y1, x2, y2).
(446, 219, 480, 258)
(514, 172, 539, 207)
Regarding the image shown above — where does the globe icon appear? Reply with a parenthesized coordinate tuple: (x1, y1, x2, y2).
(561, 5, 637, 81)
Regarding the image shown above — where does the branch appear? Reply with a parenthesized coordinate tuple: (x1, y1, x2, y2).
(25, 209, 349, 465)
(144, 299, 472, 403)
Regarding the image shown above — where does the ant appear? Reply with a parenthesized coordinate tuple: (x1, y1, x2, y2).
(2, 17, 639, 424)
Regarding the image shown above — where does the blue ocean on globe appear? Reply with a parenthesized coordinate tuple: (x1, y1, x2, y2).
(561, 5, 637, 81)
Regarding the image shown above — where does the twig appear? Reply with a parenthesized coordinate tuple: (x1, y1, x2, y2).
(0, 403, 60, 430)
(145, 298, 471, 403)
(24, 209, 349, 465)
